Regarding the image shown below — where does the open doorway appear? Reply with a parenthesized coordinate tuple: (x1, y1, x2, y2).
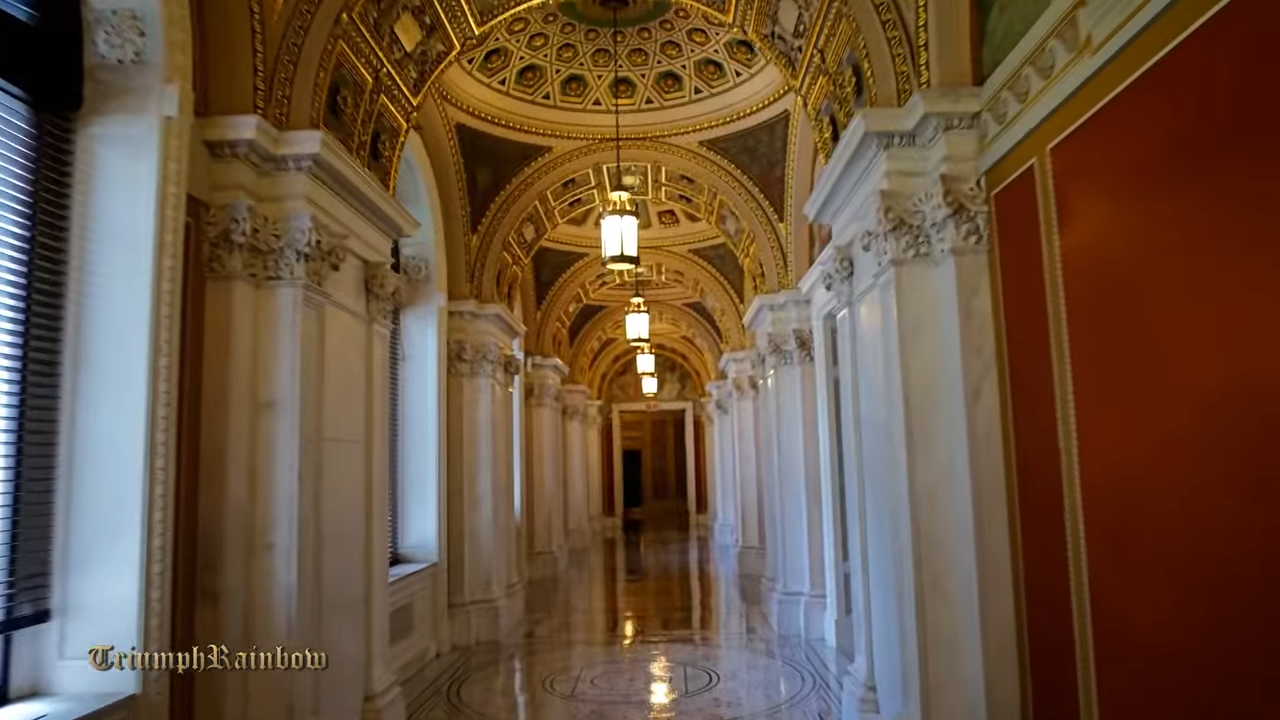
(622, 449, 644, 511)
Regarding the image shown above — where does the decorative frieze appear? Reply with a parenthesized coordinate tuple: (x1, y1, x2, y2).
(447, 339, 505, 379)
(91, 8, 147, 65)
(204, 202, 348, 285)
(982, 4, 1086, 145)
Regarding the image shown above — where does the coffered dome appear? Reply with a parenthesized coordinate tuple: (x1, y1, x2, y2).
(456, 0, 769, 113)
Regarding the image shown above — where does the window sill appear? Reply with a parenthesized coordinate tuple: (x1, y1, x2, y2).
(388, 561, 432, 585)
(0, 693, 131, 720)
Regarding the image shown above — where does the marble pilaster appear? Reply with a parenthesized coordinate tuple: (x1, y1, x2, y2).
(746, 291, 827, 640)
(585, 400, 606, 532)
(719, 351, 765, 575)
(706, 381, 737, 549)
(698, 399, 717, 528)
(526, 357, 569, 577)
(561, 385, 591, 549)
(803, 89, 1019, 720)
(445, 301, 524, 645)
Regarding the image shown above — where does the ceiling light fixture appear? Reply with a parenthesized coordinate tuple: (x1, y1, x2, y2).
(641, 373, 658, 397)
(635, 343, 655, 375)
(599, 1, 639, 271)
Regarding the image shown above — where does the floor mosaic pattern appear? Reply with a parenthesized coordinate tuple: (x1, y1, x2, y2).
(405, 525, 845, 719)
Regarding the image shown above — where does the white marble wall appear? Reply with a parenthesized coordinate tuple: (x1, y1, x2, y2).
(193, 116, 430, 720)
(525, 357, 568, 577)
(803, 90, 1020, 720)
(746, 291, 827, 640)
(561, 385, 590, 548)
(585, 400, 605, 532)
(718, 352, 766, 575)
(706, 381, 736, 549)
(445, 301, 524, 646)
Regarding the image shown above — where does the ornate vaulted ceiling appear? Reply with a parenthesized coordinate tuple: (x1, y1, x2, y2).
(208, 0, 939, 389)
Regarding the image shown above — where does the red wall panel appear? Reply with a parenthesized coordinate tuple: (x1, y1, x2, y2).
(1050, 0, 1280, 715)
(992, 167, 1080, 720)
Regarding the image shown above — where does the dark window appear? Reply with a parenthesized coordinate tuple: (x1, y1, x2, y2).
(0, 0, 81, 704)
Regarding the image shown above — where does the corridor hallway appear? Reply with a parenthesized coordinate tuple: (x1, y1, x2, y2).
(403, 523, 845, 719)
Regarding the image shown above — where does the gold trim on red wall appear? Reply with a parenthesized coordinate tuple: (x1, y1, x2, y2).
(1033, 154, 1097, 720)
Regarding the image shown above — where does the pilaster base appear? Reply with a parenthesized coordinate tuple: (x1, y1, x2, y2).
(448, 586, 524, 646)
(714, 522, 738, 547)
(528, 548, 569, 579)
(765, 586, 827, 639)
(737, 546, 765, 576)
(840, 663, 881, 720)
(361, 683, 406, 720)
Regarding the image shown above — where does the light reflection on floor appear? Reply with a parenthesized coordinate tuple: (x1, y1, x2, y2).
(406, 521, 844, 719)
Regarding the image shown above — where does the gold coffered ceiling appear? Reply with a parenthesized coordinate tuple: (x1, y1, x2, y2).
(228, 0, 934, 387)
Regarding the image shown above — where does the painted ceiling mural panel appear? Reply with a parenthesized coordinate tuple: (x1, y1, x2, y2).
(454, 123, 552, 234)
(980, 0, 1052, 80)
(684, 300, 723, 343)
(607, 355, 699, 402)
(352, 0, 457, 102)
(701, 110, 790, 219)
(689, 242, 745, 302)
(532, 246, 590, 305)
(457, 0, 767, 113)
(567, 303, 608, 344)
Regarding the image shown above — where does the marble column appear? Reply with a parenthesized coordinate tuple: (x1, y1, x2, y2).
(585, 400, 605, 533)
(804, 90, 1019, 720)
(719, 351, 765, 575)
(561, 385, 590, 549)
(698, 399, 717, 529)
(445, 301, 524, 645)
(526, 357, 568, 577)
(747, 291, 827, 639)
(706, 380, 736, 549)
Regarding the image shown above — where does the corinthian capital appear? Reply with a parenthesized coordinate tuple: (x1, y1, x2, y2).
(365, 263, 404, 324)
(204, 202, 347, 284)
(764, 329, 814, 368)
(447, 339, 504, 379)
(942, 175, 991, 254)
(820, 247, 856, 298)
(526, 382, 562, 408)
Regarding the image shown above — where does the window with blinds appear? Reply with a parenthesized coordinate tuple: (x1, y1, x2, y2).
(0, 92, 72, 634)
(388, 304, 403, 566)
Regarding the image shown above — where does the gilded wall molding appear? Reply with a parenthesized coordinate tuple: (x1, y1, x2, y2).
(270, 0, 324, 128)
(249, 0, 268, 114)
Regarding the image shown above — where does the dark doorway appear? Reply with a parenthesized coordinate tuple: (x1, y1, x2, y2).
(622, 449, 644, 510)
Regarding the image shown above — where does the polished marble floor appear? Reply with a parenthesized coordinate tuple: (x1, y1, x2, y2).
(405, 521, 845, 719)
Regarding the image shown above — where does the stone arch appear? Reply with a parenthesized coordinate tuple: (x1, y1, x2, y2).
(530, 247, 745, 357)
(569, 301, 723, 383)
(473, 139, 786, 301)
(590, 336, 713, 399)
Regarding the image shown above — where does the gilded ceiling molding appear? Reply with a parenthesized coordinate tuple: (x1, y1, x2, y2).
(435, 84, 791, 141)
(915, 0, 928, 88)
(249, 0, 267, 114)
(269, 0, 324, 128)
(470, 139, 786, 299)
(533, 247, 745, 355)
(873, 0, 915, 105)
(783, 99, 799, 285)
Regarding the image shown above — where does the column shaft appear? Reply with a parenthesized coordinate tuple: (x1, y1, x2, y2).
(526, 357, 568, 576)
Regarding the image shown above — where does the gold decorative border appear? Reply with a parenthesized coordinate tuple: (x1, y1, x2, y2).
(270, 0, 323, 128)
(1034, 153, 1098, 720)
(373, 94, 410, 190)
(436, 83, 792, 141)
(431, 89, 473, 273)
(349, 0, 461, 107)
(873, 0, 914, 105)
(852, 15, 879, 107)
(783, 95, 800, 287)
(249, 0, 268, 115)
(915, 0, 928, 88)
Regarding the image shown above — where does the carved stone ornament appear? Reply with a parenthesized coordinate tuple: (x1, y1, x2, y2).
(447, 339, 505, 379)
(730, 375, 757, 399)
(204, 202, 348, 285)
(821, 250, 856, 296)
(526, 381, 562, 407)
(563, 403, 588, 421)
(91, 8, 147, 65)
(714, 396, 732, 415)
(764, 328, 815, 367)
(365, 263, 404, 324)
(502, 353, 523, 379)
(400, 256, 430, 284)
(859, 177, 990, 269)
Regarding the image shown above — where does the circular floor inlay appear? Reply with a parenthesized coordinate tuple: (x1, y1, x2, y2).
(448, 643, 817, 719)
(544, 660, 719, 703)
